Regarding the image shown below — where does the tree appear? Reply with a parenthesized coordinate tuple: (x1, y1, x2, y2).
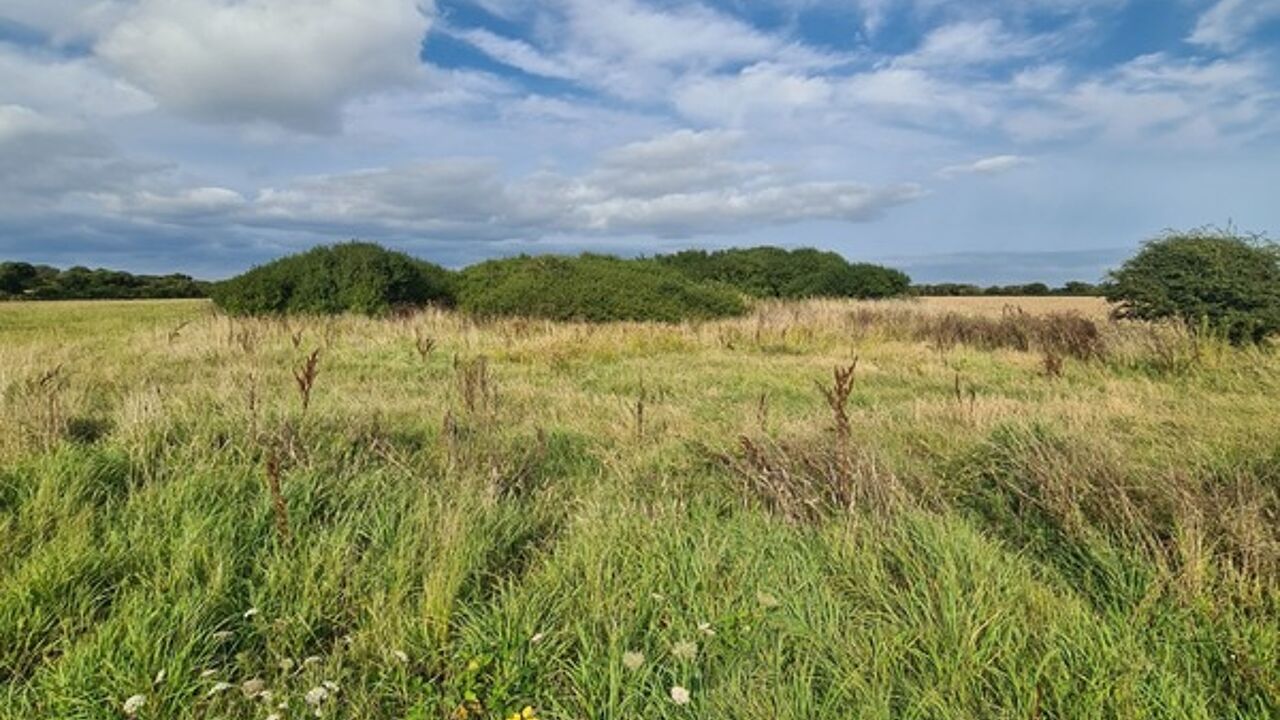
(655, 247, 911, 299)
(1106, 228, 1280, 344)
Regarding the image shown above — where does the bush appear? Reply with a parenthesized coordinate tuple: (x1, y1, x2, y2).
(656, 247, 911, 299)
(456, 254, 746, 322)
(1107, 228, 1280, 344)
(209, 242, 453, 316)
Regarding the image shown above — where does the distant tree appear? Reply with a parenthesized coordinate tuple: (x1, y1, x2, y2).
(1107, 228, 1280, 344)
(0, 262, 38, 296)
(1059, 281, 1101, 296)
(0, 261, 206, 301)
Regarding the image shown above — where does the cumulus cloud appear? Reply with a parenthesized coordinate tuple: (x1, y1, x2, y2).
(0, 45, 154, 119)
(937, 155, 1033, 178)
(95, 0, 433, 132)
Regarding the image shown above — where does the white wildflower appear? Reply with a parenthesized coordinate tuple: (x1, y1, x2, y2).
(122, 694, 146, 716)
(322, 680, 339, 693)
(304, 686, 329, 707)
(671, 640, 698, 661)
(207, 681, 233, 697)
(391, 650, 409, 664)
(697, 622, 715, 637)
(530, 632, 545, 644)
(622, 651, 644, 671)
(241, 678, 267, 698)
(670, 685, 691, 705)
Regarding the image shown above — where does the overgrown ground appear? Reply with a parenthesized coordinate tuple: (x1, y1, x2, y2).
(0, 298, 1276, 719)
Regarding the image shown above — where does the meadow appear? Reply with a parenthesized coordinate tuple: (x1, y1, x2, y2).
(0, 297, 1276, 719)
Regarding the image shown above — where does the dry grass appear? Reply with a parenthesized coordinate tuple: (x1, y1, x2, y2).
(914, 295, 1113, 318)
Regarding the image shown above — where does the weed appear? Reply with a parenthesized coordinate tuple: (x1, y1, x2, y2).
(294, 348, 321, 413)
(264, 447, 291, 543)
(816, 360, 858, 445)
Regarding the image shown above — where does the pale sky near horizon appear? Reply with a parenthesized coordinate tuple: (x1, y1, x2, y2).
(1, 0, 1278, 283)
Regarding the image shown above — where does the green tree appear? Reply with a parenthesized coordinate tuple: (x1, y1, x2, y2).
(1106, 228, 1280, 344)
(656, 247, 910, 299)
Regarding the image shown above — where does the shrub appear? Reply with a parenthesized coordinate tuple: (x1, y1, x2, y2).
(1107, 228, 1280, 344)
(656, 247, 911, 299)
(210, 242, 453, 316)
(455, 254, 746, 322)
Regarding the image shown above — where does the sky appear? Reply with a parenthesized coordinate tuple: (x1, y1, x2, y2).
(1, 0, 1278, 284)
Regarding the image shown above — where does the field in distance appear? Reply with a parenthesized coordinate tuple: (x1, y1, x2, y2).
(0, 298, 1275, 719)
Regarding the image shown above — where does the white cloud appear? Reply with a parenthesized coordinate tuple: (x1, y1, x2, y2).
(0, 45, 154, 119)
(96, 0, 433, 132)
(166, 129, 927, 240)
(896, 19, 1038, 68)
(451, 0, 844, 102)
(1188, 0, 1280, 52)
(0, 105, 154, 209)
(0, 0, 130, 43)
(1003, 53, 1276, 145)
(937, 155, 1032, 178)
(673, 63, 834, 126)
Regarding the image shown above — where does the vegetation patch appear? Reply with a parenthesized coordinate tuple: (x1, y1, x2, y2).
(209, 242, 453, 316)
(1107, 227, 1280, 344)
(0, 262, 207, 300)
(456, 253, 747, 322)
(656, 246, 911, 299)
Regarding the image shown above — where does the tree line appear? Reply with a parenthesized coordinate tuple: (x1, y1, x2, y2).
(0, 262, 208, 301)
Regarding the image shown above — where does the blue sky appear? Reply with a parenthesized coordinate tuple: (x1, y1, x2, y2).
(1, 0, 1278, 283)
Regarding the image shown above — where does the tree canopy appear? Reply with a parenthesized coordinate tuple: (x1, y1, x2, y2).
(655, 247, 911, 300)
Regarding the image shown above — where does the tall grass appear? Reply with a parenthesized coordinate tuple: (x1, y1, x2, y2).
(0, 298, 1276, 718)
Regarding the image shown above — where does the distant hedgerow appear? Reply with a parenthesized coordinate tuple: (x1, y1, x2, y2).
(655, 246, 911, 299)
(456, 254, 747, 323)
(209, 242, 454, 316)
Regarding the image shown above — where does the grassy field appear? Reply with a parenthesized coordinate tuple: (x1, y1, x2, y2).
(0, 298, 1277, 719)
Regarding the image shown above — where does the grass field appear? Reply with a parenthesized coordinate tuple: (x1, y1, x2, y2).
(1, 298, 1277, 719)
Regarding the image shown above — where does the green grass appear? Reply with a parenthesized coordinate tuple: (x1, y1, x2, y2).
(0, 299, 1276, 719)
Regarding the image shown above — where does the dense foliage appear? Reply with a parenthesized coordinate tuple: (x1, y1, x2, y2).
(914, 281, 1103, 297)
(656, 247, 911, 299)
(457, 254, 746, 322)
(1106, 229, 1280, 344)
(0, 262, 207, 300)
(209, 242, 453, 316)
